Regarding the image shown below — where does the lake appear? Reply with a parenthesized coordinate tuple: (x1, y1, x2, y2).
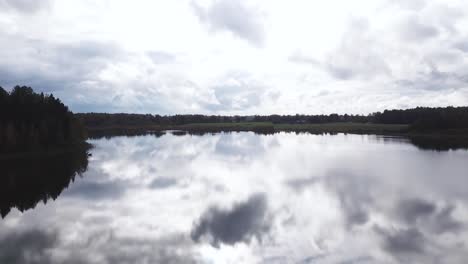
(1, 132, 468, 263)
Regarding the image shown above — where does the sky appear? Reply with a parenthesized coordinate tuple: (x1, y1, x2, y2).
(1, 0, 468, 115)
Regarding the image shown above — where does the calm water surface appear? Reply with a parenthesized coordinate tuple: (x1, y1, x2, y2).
(1, 132, 468, 263)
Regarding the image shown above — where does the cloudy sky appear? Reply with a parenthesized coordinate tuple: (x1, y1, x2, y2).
(1, 0, 468, 114)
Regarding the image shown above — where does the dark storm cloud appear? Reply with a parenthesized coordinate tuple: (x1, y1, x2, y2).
(375, 226, 427, 256)
(342, 206, 369, 227)
(396, 198, 436, 223)
(0, 229, 58, 264)
(425, 204, 463, 234)
(191, 193, 271, 247)
(149, 177, 178, 189)
(64, 180, 127, 200)
(191, 0, 264, 46)
(0, 0, 50, 13)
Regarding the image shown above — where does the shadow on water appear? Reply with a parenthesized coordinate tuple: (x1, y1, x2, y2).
(407, 136, 468, 151)
(0, 147, 90, 218)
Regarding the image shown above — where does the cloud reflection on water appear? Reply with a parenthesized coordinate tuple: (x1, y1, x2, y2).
(191, 193, 271, 247)
(1, 132, 468, 263)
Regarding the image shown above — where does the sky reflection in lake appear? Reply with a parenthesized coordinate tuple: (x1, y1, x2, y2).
(1, 132, 468, 263)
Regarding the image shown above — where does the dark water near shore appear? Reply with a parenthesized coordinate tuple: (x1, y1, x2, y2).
(1, 132, 468, 263)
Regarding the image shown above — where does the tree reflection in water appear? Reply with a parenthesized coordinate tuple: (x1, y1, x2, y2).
(0, 147, 89, 218)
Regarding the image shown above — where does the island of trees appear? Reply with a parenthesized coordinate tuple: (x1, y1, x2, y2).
(0, 86, 87, 153)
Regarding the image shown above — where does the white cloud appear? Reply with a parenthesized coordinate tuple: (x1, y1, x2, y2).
(0, 0, 467, 114)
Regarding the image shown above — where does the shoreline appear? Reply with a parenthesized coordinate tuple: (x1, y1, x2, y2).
(85, 122, 468, 137)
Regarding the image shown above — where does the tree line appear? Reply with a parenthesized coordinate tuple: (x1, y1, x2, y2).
(0, 86, 86, 153)
(77, 106, 468, 131)
(2, 85, 467, 146)
(76, 113, 369, 127)
(372, 107, 468, 130)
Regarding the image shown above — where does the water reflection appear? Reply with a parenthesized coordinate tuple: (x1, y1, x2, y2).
(408, 136, 468, 151)
(91, 129, 468, 152)
(0, 147, 89, 218)
(1, 133, 468, 263)
(191, 193, 271, 248)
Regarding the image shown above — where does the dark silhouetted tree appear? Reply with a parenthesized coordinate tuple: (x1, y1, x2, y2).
(0, 86, 87, 153)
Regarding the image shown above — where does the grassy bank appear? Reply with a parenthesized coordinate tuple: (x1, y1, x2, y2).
(86, 122, 413, 137)
(175, 122, 411, 135)
(175, 122, 276, 133)
(274, 123, 409, 134)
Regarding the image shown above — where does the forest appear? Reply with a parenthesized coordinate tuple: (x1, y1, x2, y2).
(372, 107, 468, 130)
(77, 106, 468, 132)
(0, 86, 87, 153)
